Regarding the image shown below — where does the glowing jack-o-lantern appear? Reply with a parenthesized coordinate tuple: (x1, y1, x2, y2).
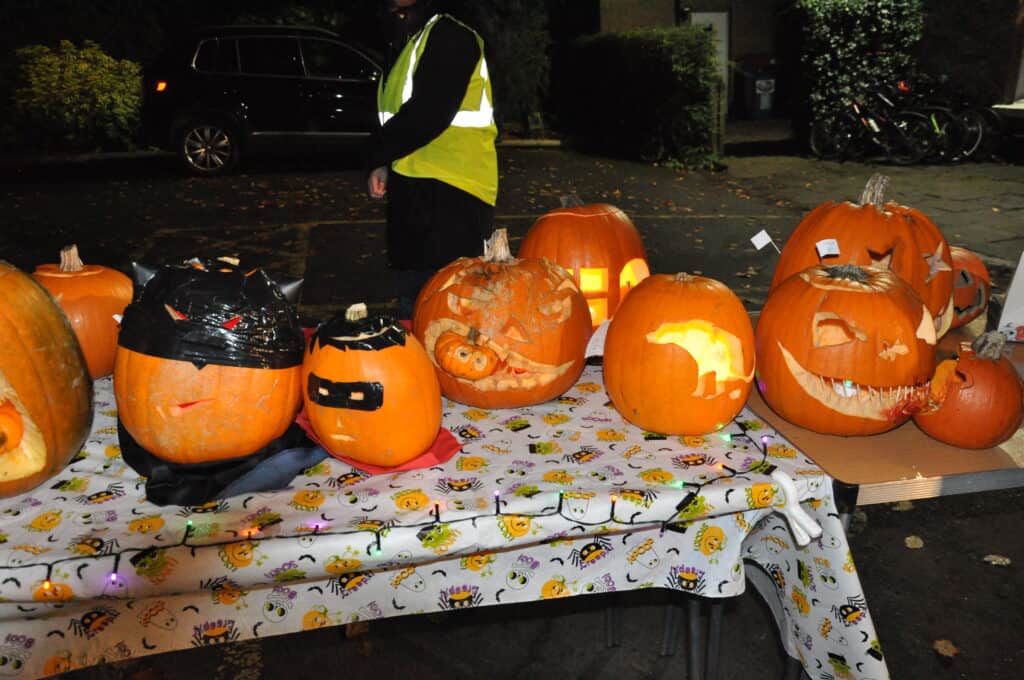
(949, 246, 991, 329)
(603, 273, 755, 435)
(770, 175, 954, 337)
(302, 303, 441, 468)
(914, 332, 1023, 448)
(114, 257, 304, 464)
(413, 229, 591, 408)
(518, 202, 650, 328)
(756, 264, 937, 435)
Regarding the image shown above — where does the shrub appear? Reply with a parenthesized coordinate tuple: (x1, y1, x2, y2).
(12, 40, 141, 153)
(797, 0, 923, 122)
(554, 26, 717, 167)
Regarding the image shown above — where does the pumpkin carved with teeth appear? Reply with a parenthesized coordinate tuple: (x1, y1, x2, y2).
(756, 264, 937, 435)
(770, 175, 954, 337)
(413, 229, 591, 408)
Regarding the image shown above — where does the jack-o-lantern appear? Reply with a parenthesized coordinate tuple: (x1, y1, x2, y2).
(32, 244, 133, 379)
(114, 257, 304, 464)
(756, 264, 937, 435)
(302, 303, 441, 467)
(914, 332, 1023, 448)
(518, 200, 650, 328)
(770, 175, 954, 337)
(0, 261, 93, 499)
(949, 246, 991, 329)
(603, 273, 755, 435)
(413, 229, 591, 408)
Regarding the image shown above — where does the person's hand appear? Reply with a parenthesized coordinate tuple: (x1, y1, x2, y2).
(368, 167, 388, 199)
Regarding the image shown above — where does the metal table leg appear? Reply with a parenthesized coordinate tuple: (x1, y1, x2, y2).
(705, 600, 723, 680)
(688, 597, 702, 680)
(660, 602, 682, 656)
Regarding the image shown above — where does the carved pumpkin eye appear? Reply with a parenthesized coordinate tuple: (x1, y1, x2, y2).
(867, 249, 894, 269)
(812, 313, 866, 348)
(164, 304, 188, 321)
(502, 318, 529, 344)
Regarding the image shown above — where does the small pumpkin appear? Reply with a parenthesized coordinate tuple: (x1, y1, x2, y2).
(302, 303, 441, 467)
(114, 257, 304, 464)
(756, 264, 937, 436)
(32, 244, 133, 379)
(603, 273, 755, 435)
(771, 175, 955, 337)
(413, 229, 591, 408)
(949, 246, 991, 329)
(913, 332, 1023, 448)
(0, 261, 93, 499)
(518, 198, 650, 328)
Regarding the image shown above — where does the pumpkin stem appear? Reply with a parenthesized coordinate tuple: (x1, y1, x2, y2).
(970, 331, 1007, 360)
(58, 244, 85, 273)
(482, 229, 515, 263)
(559, 194, 584, 208)
(858, 174, 890, 210)
(345, 303, 369, 322)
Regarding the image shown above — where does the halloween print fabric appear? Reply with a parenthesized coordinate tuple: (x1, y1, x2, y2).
(0, 367, 888, 679)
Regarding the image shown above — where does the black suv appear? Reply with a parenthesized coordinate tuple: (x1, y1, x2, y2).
(141, 25, 382, 175)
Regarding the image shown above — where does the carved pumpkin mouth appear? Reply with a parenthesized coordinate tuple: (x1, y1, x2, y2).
(423, 319, 573, 391)
(777, 343, 927, 421)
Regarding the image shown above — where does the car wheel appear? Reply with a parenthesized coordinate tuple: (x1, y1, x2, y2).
(177, 119, 241, 176)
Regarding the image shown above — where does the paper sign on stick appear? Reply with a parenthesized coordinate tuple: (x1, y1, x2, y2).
(998, 250, 1024, 342)
(749, 228, 778, 251)
(816, 239, 840, 258)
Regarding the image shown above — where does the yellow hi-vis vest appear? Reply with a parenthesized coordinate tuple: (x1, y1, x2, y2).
(378, 14, 498, 206)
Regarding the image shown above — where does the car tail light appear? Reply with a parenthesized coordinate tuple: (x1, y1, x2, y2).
(155, 80, 168, 92)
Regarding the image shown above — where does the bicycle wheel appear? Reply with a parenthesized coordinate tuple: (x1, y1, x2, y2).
(923, 108, 963, 163)
(957, 109, 986, 160)
(887, 111, 931, 165)
(809, 116, 856, 160)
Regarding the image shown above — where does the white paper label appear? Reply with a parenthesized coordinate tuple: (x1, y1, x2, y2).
(585, 320, 610, 358)
(816, 239, 841, 258)
(750, 229, 773, 250)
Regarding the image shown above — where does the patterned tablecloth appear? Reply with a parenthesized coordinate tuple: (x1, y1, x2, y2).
(0, 366, 889, 679)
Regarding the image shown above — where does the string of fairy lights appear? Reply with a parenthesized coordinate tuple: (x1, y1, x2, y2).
(6, 423, 786, 600)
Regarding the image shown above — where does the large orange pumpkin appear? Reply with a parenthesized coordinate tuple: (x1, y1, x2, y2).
(114, 258, 304, 464)
(771, 175, 954, 337)
(0, 261, 93, 499)
(32, 244, 133, 379)
(413, 229, 591, 408)
(603, 273, 755, 435)
(518, 201, 650, 329)
(949, 246, 991, 329)
(756, 264, 937, 436)
(914, 332, 1023, 448)
(303, 304, 441, 467)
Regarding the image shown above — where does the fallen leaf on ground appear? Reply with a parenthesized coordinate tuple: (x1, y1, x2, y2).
(933, 639, 959, 657)
(983, 554, 1011, 566)
(904, 535, 925, 549)
(891, 501, 914, 512)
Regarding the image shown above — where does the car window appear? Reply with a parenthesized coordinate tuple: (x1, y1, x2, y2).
(301, 39, 379, 80)
(237, 37, 303, 76)
(193, 38, 239, 74)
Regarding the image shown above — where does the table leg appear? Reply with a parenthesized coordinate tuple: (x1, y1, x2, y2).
(688, 597, 702, 680)
(705, 600, 723, 680)
(660, 601, 683, 656)
(605, 595, 621, 648)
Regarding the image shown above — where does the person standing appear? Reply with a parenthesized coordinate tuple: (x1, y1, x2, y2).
(366, 0, 498, 319)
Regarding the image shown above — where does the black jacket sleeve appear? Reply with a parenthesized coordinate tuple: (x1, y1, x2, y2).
(364, 16, 482, 172)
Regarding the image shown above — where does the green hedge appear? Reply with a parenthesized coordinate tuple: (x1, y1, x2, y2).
(554, 26, 717, 166)
(11, 40, 141, 153)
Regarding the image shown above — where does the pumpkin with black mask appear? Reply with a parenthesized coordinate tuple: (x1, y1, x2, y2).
(302, 303, 441, 468)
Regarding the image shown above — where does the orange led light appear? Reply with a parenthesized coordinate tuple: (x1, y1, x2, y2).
(155, 80, 168, 92)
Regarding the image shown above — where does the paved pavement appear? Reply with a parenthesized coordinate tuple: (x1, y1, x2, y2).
(2, 138, 1024, 680)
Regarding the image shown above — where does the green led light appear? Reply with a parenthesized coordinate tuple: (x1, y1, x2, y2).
(843, 380, 854, 388)
(719, 433, 732, 443)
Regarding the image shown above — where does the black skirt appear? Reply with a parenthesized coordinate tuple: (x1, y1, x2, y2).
(385, 171, 494, 270)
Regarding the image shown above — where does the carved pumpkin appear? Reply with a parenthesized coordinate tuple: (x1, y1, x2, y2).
(770, 175, 954, 337)
(949, 246, 991, 329)
(603, 273, 755, 435)
(302, 303, 441, 467)
(914, 332, 1023, 448)
(518, 200, 650, 328)
(756, 264, 937, 435)
(114, 257, 304, 464)
(32, 244, 133, 379)
(0, 262, 93, 499)
(413, 229, 591, 408)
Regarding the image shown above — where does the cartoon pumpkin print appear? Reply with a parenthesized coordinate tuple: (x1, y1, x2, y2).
(43, 651, 77, 676)
(639, 468, 674, 484)
(456, 455, 487, 471)
(219, 541, 256, 571)
(392, 489, 430, 512)
(289, 489, 325, 512)
(27, 510, 63, 532)
(746, 483, 776, 509)
(498, 515, 532, 540)
(460, 552, 495, 573)
(303, 606, 332, 630)
(791, 587, 811, 616)
(695, 524, 726, 558)
(540, 577, 571, 599)
(325, 556, 362, 575)
(767, 443, 797, 458)
(127, 514, 165, 534)
(33, 579, 74, 602)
